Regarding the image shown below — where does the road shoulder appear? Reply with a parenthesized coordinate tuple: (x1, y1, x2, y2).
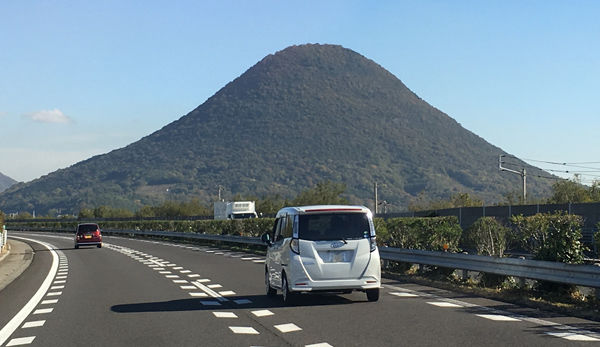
(0, 239, 34, 292)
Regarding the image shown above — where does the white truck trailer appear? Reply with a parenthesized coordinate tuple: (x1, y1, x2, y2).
(213, 201, 258, 220)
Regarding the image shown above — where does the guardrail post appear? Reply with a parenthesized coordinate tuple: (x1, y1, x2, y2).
(517, 256, 526, 288)
(461, 269, 468, 281)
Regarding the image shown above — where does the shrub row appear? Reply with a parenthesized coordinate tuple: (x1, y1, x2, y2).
(382, 216, 462, 252)
(8, 213, 595, 262)
(9, 216, 463, 252)
(8, 218, 275, 238)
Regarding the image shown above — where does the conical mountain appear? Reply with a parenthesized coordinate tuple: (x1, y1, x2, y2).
(0, 172, 17, 193)
(0, 44, 552, 214)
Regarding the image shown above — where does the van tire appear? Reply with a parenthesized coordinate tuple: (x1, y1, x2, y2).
(366, 288, 379, 302)
(282, 274, 296, 305)
(266, 270, 276, 297)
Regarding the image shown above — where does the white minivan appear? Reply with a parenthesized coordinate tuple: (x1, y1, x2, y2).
(261, 205, 381, 304)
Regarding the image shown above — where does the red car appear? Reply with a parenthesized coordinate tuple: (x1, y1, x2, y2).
(74, 223, 103, 249)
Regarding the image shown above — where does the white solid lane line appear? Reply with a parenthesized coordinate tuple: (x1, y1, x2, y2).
(0, 237, 58, 346)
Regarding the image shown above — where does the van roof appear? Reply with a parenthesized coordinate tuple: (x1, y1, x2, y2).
(275, 205, 371, 218)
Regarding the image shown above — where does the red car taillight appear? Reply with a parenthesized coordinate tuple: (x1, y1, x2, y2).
(94, 230, 100, 237)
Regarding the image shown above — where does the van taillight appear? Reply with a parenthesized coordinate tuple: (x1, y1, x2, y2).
(290, 238, 300, 254)
(369, 236, 377, 252)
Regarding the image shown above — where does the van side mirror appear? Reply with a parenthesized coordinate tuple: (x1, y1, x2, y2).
(261, 233, 272, 245)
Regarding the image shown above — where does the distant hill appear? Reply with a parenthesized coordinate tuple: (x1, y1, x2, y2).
(0, 44, 553, 214)
(0, 172, 17, 193)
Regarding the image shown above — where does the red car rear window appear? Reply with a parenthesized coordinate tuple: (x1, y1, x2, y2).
(78, 224, 99, 233)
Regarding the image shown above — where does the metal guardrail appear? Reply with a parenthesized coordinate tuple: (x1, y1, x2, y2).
(104, 229, 265, 246)
(379, 248, 600, 289)
(8, 227, 600, 289)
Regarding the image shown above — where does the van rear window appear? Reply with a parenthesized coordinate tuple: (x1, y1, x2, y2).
(298, 213, 370, 241)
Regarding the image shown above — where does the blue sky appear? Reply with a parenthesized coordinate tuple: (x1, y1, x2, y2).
(1, 1, 599, 183)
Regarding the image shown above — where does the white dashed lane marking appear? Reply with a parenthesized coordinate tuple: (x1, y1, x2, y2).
(252, 310, 274, 317)
(2, 244, 67, 347)
(387, 284, 600, 343)
(105, 240, 338, 347)
(189, 292, 208, 297)
(200, 301, 221, 306)
(545, 332, 600, 341)
(40, 300, 57, 305)
(6, 336, 36, 346)
(390, 292, 418, 297)
(274, 323, 302, 333)
(213, 312, 238, 318)
(21, 321, 44, 329)
(476, 314, 521, 322)
(229, 326, 259, 335)
(426, 301, 463, 308)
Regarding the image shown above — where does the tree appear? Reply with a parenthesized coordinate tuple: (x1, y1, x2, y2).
(78, 208, 94, 219)
(547, 177, 592, 204)
(409, 192, 483, 211)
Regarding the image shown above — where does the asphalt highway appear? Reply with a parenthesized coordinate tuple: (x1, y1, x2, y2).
(1, 232, 599, 346)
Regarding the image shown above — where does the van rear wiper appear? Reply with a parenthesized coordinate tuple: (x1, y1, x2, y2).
(340, 238, 348, 244)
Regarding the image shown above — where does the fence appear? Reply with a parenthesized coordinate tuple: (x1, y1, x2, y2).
(0, 225, 7, 253)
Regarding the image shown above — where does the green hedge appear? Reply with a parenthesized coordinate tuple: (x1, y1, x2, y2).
(383, 216, 462, 252)
(8, 213, 590, 264)
(7, 218, 275, 238)
(511, 212, 585, 264)
(462, 217, 509, 257)
(8, 216, 459, 249)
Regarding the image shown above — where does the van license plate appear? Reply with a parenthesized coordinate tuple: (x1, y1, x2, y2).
(321, 251, 351, 263)
(84, 235, 92, 239)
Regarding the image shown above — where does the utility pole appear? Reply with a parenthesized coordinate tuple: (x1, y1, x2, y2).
(374, 182, 378, 214)
(217, 185, 224, 202)
(499, 155, 527, 203)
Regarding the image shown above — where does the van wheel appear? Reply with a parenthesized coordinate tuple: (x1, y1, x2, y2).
(74, 244, 79, 249)
(265, 270, 276, 297)
(97, 243, 102, 248)
(282, 274, 296, 305)
(366, 288, 379, 302)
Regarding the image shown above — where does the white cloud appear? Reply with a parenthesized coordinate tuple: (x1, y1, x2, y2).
(22, 108, 73, 124)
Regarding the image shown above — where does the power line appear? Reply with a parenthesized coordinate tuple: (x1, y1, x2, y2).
(499, 155, 600, 185)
